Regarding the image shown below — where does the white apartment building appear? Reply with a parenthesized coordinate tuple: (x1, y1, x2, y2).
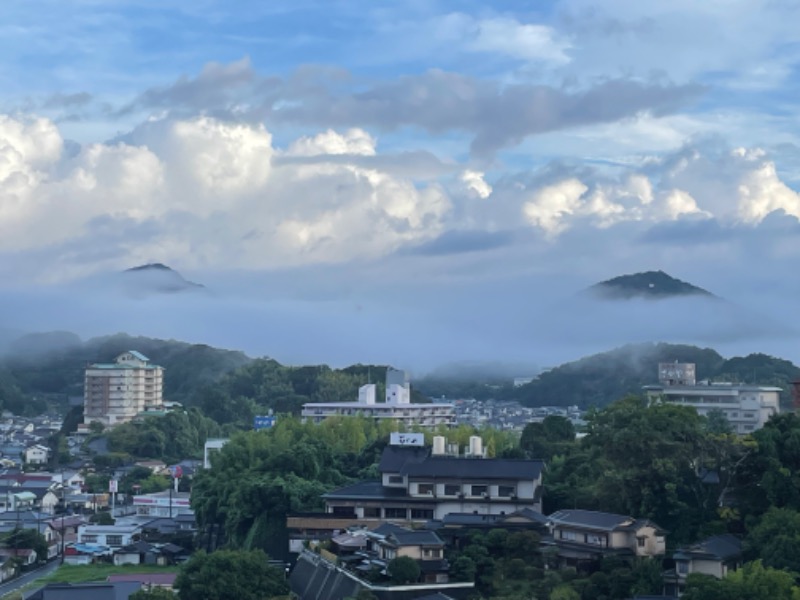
(301, 370, 455, 428)
(82, 351, 164, 429)
(644, 363, 780, 434)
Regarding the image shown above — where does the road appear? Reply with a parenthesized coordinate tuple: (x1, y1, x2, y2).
(0, 560, 60, 599)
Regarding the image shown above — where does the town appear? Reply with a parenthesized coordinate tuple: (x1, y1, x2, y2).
(0, 349, 795, 600)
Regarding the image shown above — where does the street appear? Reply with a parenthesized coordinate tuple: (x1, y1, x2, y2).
(0, 560, 60, 599)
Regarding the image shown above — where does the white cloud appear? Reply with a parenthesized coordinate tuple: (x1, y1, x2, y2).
(469, 16, 571, 65)
(460, 170, 492, 199)
(0, 114, 452, 279)
(286, 128, 377, 157)
(523, 178, 588, 236)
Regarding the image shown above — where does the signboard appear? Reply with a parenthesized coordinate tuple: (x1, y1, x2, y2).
(254, 416, 277, 430)
(390, 432, 425, 447)
(109, 479, 118, 493)
(171, 465, 183, 479)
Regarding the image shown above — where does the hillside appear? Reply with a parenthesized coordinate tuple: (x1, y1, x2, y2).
(587, 270, 715, 300)
(506, 343, 800, 409)
(0, 332, 251, 411)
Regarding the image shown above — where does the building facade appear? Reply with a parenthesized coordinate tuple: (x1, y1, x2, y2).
(302, 369, 455, 428)
(288, 436, 545, 552)
(82, 351, 164, 429)
(644, 362, 780, 434)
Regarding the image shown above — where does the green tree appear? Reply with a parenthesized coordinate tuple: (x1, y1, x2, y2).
(175, 549, 288, 600)
(450, 556, 476, 582)
(387, 556, 420, 585)
(2, 528, 48, 563)
(683, 560, 800, 600)
(130, 587, 177, 600)
(550, 584, 580, 600)
(745, 507, 800, 572)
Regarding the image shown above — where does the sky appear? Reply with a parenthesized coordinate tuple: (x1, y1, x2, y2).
(1, 0, 800, 372)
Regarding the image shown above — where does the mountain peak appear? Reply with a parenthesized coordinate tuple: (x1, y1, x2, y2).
(587, 270, 715, 300)
(122, 263, 205, 294)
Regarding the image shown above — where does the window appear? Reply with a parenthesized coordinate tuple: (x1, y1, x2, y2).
(363, 507, 380, 518)
(559, 530, 578, 541)
(586, 534, 606, 547)
(471, 485, 488, 497)
(677, 561, 689, 574)
(388, 475, 403, 484)
(637, 537, 646, 548)
(332, 506, 354, 516)
(385, 508, 407, 519)
(744, 412, 755, 418)
(106, 535, 123, 546)
(417, 484, 434, 495)
(498, 485, 515, 497)
(411, 509, 434, 520)
(422, 548, 442, 559)
(81, 535, 98, 543)
(444, 484, 461, 496)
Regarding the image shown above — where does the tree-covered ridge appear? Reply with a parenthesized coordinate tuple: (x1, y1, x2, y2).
(507, 343, 800, 409)
(588, 270, 715, 300)
(1, 332, 251, 406)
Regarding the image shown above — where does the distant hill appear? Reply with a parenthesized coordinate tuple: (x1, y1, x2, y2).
(587, 270, 715, 300)
(506, 343, 800, 409)
(1, 332, 251, 405)
(122, 263, 205, 294)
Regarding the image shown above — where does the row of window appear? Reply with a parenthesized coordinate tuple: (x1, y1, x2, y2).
(81, 534, 123, 545)
(415, 483, 516, 497)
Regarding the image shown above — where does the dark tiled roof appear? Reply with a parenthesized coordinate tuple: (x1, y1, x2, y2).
(441, 513, 504, 526)
(674, 534, 742, 561)
(379, 446, 430, 472)
(370, 522, 409, 537)
(25, 581, 142, 600)
(388, 530, 444, 547)
(402, 457, 544, 480)
(323, 480, 408, 500)
(509, 508, 548, 524)
(548, 510, 637, 531)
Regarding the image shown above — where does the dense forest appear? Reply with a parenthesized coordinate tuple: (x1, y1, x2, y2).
(194, 401, 800, 599)
(417, 343, 800, 409)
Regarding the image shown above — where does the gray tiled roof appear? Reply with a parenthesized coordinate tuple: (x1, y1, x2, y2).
(323, 480, 408, 500)
(379, 446, 430, 472)
(674, 534, 741, 561)
(388, 530, 444, 547)
(402, 457, 544, 480)
(548, 509, 638, 531)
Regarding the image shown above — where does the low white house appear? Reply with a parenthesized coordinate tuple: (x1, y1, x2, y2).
(78, 524, 142, 548)
(24, 445, 50, 465)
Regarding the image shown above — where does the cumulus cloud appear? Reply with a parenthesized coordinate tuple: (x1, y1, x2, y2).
(517, 143, 799, 236)
(0, 114, 452, 280)
(460, 170, 492, 199)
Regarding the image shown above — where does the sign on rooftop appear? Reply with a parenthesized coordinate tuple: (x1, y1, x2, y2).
(390, 432, 424, 446)
(254, 416, 277, 430)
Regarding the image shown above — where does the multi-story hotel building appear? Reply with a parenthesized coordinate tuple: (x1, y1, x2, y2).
(644, 362, 780, 434)
(301, 369, 455, 428)
(82, 351, 164, 429)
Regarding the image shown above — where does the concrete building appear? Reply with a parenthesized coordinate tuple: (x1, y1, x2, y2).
(302, 370, 455, 428)
(644, 363, 780, 434)
(203, 438, 229, 469)
(287, 435, 545, 552)
(133, 490, 192, 518)
(81, 351, 164, 429)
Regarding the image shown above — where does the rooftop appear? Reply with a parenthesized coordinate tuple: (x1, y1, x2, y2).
(548, 509, 660, 532)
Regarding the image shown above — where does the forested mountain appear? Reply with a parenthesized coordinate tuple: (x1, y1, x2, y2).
(508, 343, 800, 409)
(0, 332, 251, 414)
(587, 270, 715, 300)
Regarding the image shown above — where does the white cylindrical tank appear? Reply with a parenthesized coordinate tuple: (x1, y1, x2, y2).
(469, 436, 483, 457)
(432, 436, 446, 455)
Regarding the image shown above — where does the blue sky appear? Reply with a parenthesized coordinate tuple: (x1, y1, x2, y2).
(1, 0, 800, 369)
